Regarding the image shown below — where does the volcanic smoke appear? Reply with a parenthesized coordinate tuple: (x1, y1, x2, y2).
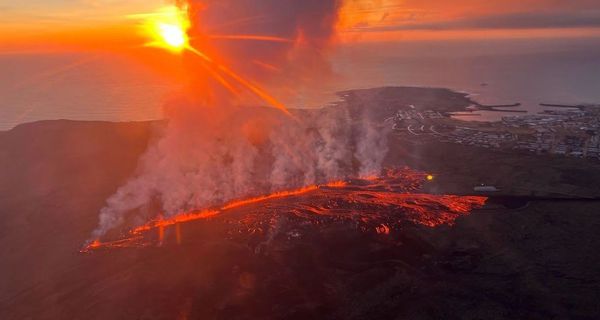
(89, 0, 391, 241)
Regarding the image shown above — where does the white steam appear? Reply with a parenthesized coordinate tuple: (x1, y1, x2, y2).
(91, 101, 389, 239)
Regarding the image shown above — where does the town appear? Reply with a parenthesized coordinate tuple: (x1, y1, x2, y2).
(390, 104, 600, 160)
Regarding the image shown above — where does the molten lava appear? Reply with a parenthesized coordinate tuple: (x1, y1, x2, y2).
(221, 183, 345, 210)
(82, 170, 487, 253)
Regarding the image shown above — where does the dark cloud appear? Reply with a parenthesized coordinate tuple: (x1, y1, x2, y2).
(183, 0, 343, 99)
(187, 0, 342, 63)
(435, 11, 600, 30)
(354, 10, 600, 32)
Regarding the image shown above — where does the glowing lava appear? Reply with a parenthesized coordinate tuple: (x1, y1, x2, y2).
(81, 171, 488, 253)
(82, 181, 348, 252)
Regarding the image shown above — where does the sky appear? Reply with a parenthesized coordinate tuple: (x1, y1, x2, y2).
(0, 0, 164, 26)
(1, 0, 600, 129)
(340, 0, 600, 40)
(1, 0, 600, 51)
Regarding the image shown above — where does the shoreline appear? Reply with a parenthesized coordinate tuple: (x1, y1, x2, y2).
(3, 86, 596, 132)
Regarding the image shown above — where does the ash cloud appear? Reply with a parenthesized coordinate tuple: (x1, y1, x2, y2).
(184, 0, 343, 99)
(91, 0, 390, 239)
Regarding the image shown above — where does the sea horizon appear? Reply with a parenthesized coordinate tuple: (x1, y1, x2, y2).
(2, 37, 600, 130)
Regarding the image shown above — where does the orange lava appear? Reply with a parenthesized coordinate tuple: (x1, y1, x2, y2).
(87, 239, 102, 250)
(81, 171, 487, 253)
(361, 175, 379, 181)
(81, 236, 145, 252)
(83, 181, 347, 252)
(375, 224, 390, 235)
(325, 181, 348, 188)
(222, 181, 346, 210)
(130, 209, 220, 235)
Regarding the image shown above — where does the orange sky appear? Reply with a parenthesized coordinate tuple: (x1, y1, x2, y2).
(339, 0, 600, 41)
(2, 0, 600, 52)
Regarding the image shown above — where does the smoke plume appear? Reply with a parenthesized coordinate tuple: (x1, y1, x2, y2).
(91, 0, 390, 239)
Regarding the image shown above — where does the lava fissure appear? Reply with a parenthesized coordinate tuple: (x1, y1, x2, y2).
(82, 170, 487, 253)
(83, 181, 347, 252)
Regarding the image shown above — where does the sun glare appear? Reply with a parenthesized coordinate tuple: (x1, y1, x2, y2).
(127, 4, 291, 115)
(130, 5, 190, 53)
(158, 23, 187, 49)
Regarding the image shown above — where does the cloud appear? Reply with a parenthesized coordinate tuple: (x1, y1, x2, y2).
(186, 0, 342, 78)
(356, 10, 600, 32)
(341, 1, 600, 33)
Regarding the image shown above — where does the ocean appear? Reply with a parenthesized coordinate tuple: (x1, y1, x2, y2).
(330, 37, 600, 121)
(0, 53, 176, 131)
(2, 37, 600, 130)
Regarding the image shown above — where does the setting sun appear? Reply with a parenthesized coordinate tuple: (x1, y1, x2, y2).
(157, 23, 187, 50)
(131, 5, 190, 53)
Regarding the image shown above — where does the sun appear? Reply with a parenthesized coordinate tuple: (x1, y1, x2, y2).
(157, 23, 187, 50)
(130, 5, 190, 53)
(126, 4, 291, 115)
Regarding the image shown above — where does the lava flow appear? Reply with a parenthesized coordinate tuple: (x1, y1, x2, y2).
(82, 169, 487, 253)
(82, 181, 348, 252)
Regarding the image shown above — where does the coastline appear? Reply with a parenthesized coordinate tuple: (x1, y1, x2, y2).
(3, 85, 597, 131)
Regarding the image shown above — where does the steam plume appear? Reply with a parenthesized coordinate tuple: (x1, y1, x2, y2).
(91, 0, 390, 239)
